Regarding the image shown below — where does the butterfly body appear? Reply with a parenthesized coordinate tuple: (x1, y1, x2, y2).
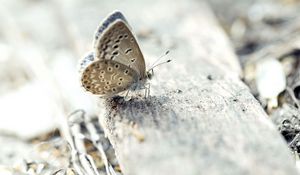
(79, 11, 148, 97)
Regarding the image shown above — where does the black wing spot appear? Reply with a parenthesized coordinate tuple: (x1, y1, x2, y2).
(107, 67, 113, 72)
(113, 45, 119, 49)
(124, 34, 128, 38)
(105, 39, 111, 44)
(131, 58, 136, 62)
(93, 64, 100, 68)
(112, 51, 119, 56)
(115, 64, 119, 69)
(124, 69, 129, 75)
(118, 82, 122, 86)
(102, 45, 108, 50)
(119, 77, 123, 81)
(125, 48, 132, 54)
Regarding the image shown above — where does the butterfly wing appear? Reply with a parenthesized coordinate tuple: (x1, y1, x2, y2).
(94, 11, 127, 42)
(79, 52, 95, 73)
(80, 52, 139, 96)
(93, 11, 146, 79)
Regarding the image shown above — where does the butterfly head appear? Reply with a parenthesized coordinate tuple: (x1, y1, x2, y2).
(145, 50, 171, 80)
(146, 70, 153, 80)
(146, 59, 171, 80)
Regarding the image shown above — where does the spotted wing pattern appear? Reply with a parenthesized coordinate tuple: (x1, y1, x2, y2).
(93, 11, 146, 79)
(80, 53, 139, 96)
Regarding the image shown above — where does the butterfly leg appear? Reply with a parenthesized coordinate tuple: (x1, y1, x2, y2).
(147, 83, 151, 98)
(144, 83, 151, 98)
(144, 88, 147, 98)
(124, 89, 131, 101)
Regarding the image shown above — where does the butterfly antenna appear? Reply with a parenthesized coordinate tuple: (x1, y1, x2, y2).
(149, 50, 170, 69)
(148, 59, 171, 72)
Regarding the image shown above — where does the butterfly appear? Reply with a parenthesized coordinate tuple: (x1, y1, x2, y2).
(79, 11, 152, 97)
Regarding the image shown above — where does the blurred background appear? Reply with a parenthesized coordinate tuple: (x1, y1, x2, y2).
(1, 0, 300, 174)
(0, 0, 190, 174)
